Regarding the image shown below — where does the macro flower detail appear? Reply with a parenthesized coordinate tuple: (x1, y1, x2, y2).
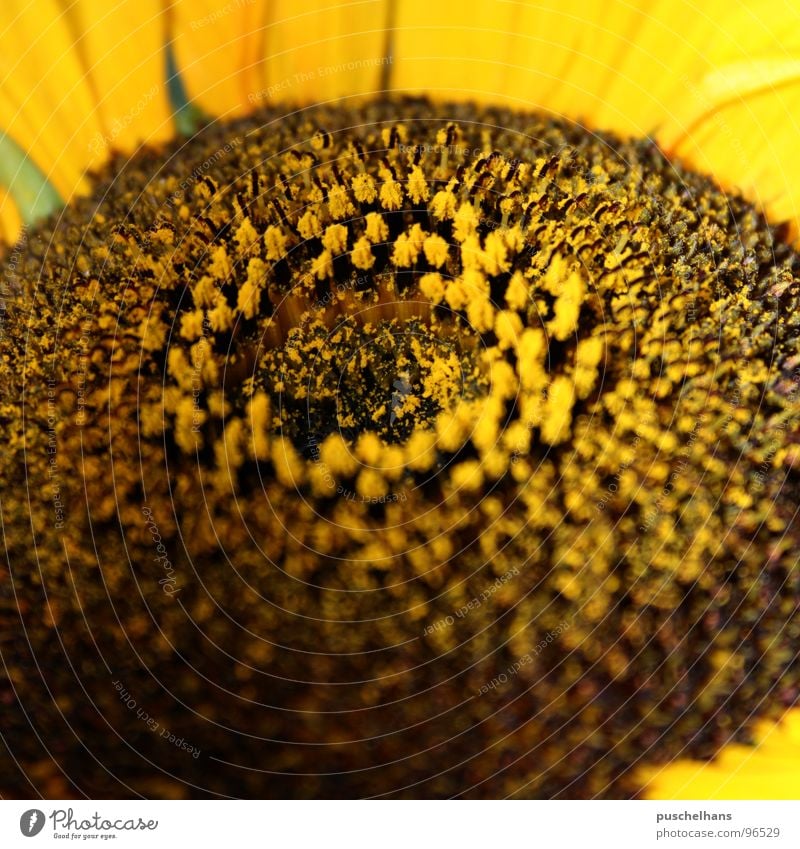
(2, 96, 800, 798)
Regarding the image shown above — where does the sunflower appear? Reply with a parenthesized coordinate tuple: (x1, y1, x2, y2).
(1, 0, 800, 800)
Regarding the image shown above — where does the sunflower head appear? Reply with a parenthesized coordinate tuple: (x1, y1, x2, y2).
(2, 91, 800, 798)
(3, 0, 800, 801)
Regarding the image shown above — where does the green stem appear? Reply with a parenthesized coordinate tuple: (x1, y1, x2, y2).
(0, 133, 63, 226)
(165, 41, 204, 137)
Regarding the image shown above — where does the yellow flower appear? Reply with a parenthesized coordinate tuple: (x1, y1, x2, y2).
(2, 0, 800, 800)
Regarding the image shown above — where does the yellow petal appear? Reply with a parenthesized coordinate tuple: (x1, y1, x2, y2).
(641, 709, 800, 800)
(390, 0, 800, 234)
(59, 0, 173, 158)
(665, 72, 800, 239)
(390, 1, 782, 120)
(392, 0, 687, 116)
(0, 189, 23, 247)
(259, 0, 391, 107)
(0, 0, 105, 201)
(390, 0, 516, 105)
(172, 0, 392, 112)
(170, 0, 267, 117)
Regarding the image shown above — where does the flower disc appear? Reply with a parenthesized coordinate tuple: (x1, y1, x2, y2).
(1, 99, 799, 798)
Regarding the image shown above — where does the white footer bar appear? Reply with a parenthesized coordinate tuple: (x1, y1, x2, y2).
(2, 800, 797, 848)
